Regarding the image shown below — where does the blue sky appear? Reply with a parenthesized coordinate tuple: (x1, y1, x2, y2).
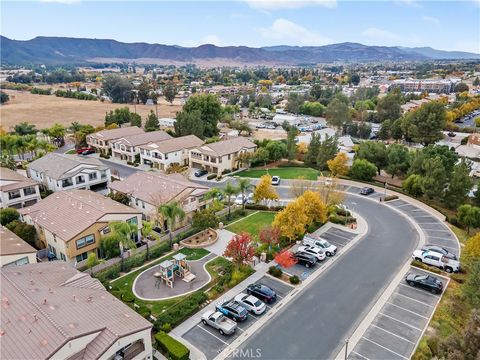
(1, 1, 479, 53)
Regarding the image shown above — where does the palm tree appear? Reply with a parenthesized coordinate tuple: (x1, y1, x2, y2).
(237, 178, 252, 211)
(223, 181, 239, 219)
(141, 221, 154, 260)
(158, 201, 186, 248)
(109, 221, 138, 271)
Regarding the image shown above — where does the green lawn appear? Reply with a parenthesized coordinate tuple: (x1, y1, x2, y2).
(225, 211, 276, 240)
(235, 167, 319, 180)
(65, 149, 76, 154)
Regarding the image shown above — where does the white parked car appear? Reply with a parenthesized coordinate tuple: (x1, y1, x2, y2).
(234, 194, 246, 205)
(303, 235, 337, 256)
(234, 293, 266, 315)
(246, 193, 255, 204)
(271, 176, 281, 186)
(297, 245, 326, 261)
(412, 250, 460, 273)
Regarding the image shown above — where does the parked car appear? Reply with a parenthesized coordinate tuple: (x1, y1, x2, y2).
(412, 250, 460, 273)
(297, 245, 326, 261)
(81, 148, 95, 155)
(215, 300, 248, 322)
(194, 169, 208, 177)
(234, 293, 266, 315)
(421, 245, 457, 260)
(201, 310, 237, 335)
(234, 194, 246, 205)
(246, 283, 277, 303)
(447, 132, 456, 137)
(294, 252, 317, 268)
(271, 176, 281, 185)
(246, 193, 255, 204)
(405, 273, 443, 294)
(303, 235, 337, 256)
(76, 147, 93, 154)
(360, 187, 375, 195)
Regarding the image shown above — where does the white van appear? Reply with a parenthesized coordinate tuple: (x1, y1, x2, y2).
(303, 234, 337, 256)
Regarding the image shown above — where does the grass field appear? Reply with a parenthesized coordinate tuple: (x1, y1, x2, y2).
(235, 167, 319, 180)
(1, 89, 182, 130)
(225, 211, 276, 239)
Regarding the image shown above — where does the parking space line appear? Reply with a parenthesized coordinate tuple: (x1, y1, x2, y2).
(196, 325, 229, 345)
(351, 351, 370, 360)
(417, 222, 441, 225)
(395, 292, 435, 307)
(391, 202, 410, 207)
(386, 301, 429, 319)
(371, 324, 415, 344)
(379, 312, 422, 331)
(327, 231, 354, 241)
(361, 337, 409, 359)
(399, 283, 440, 298)
(276, 294, 284, 299)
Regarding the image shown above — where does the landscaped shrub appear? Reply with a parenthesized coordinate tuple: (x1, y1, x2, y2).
(384, 194, 399, 202)
(268, 266, 283, 278)
(222, 169, 232, 175)
(122, 292, 135, 302)
(328, 214, 356, 225)
(154, 292, 208, 330)
(110, 290, 123, 299)
(155, 332, 190, 360)
(94, 264, 121, 283)
(160, 323, 172, 332)
(207, 174, 217, 180)
(411, 260, 443, 275)
(245, 204, 284, 211)
(216, 176, 223, 181)
(137, 305, 151, 318)
(289, 275, 300, 285)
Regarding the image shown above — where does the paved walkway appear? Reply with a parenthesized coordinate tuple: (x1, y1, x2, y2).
(133, 253, 216, 301)
(205, 229, 235, 256)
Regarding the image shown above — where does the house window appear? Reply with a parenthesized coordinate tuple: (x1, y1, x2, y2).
(89, 172, 97, 181)
(8, 190, 21, 200)
(76, 234, 95, 249)
(76, 252, 88, 262)
(4, 256, 29, 267)
(127, 217, 138, 226)
(228, 154, 231, 160)
(61, 178, 73, 187)
(100, 171, 107, 179)
(60, 252, 66, 261)
(76, 175, 85, 184)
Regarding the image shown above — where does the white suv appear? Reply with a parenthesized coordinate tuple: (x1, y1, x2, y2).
(297, 245, 326, 261)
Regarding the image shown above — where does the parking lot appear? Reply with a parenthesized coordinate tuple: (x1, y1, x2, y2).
(280, 226, 357, 279)
(182, 275, 294, 360)
(349, 268, 448, 360)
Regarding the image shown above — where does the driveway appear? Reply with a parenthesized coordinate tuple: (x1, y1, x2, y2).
(205, 229, 236, 256)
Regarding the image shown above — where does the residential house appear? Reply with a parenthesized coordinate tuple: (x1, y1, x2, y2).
(86, 126, 144, 155)
(110, 130, 172, 162)
(158, 117, 176, 127)
(27, 153, 111, 192)
(0, 262, 152, 359)
(19, 190, 142, 264)
(0, 167, 41, 209)
(296, 127, 336, 145)
(108, 172, 210, 228)
(0, 226, 37, 267)
(139, 135, 203, 170)
(189, 137, 257, 175)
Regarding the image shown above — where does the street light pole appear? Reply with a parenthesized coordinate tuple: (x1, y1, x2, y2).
(345, 338, 349, 360)
(383, 181, 387, 201)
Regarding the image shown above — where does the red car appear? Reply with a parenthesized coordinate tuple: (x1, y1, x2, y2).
(76, 147, 94, 155)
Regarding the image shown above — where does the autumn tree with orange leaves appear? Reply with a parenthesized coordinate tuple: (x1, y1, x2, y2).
(224, 232, 255, 267)
(274, 250, 297, 268)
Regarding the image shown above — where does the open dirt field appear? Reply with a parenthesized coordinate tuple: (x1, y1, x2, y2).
(0, 90, 182, 130)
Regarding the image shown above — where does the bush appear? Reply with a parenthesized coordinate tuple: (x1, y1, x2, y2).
(245, 203, 284, 211)
(0, 207, 20, 226)
(154, 292, 208, 330)
(328, 214, 356, 225)
(137, 305, 151, 318)
(349, 159, 377, 181)
(122, 293, 135, 303)
(383, 194, 399, 202)
(95, 264, 121, 283)
(207, 174, 217, 180)
(222, 169, 232, 175)
(268, 266, 283, 278)
(289, 275, 300, 284)
(6, 220, 37, 247)
(216, 176, 223, 181)
(155, 332, 190, 360)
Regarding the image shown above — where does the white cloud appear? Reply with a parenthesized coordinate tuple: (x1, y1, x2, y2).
(258, 18, 332, 45)
(362, 27, 421, 47)
(422, 16, 440, 24)
(395, 0, 422, 8)
(38, 0, 80, 4)
(245, 0, 336, 10)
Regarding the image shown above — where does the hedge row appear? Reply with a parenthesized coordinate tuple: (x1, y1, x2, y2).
(154, 292, 208, 331)
(155, 332, 190, 360)
(245, 204, 284, 211)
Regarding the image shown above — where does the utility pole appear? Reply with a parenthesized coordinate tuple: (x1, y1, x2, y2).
(344, 339, 349, 360)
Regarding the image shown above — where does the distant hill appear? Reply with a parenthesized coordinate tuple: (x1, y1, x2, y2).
(1, 36, 479, 66)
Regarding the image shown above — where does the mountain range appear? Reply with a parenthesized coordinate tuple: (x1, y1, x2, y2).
(1, 36, 479, 66)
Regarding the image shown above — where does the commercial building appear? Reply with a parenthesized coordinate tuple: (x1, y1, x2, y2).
(0, 167, 41, 209)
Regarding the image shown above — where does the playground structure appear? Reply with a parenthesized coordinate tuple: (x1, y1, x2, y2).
(155, 253, 196, 288)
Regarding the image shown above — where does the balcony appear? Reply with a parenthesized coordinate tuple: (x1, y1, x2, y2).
(8, 191, 21, 200)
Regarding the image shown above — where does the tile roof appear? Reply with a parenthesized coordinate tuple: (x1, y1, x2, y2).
(0, 168, 38, 192)
(195, 137, 256, 157)
(111, 130, 172, 147)
(0, 226, 37, 256)
(139, 135, 203, 154)
(108, 171, 208, 206)
(27, 154, 108, 180)
(0, 262, 152, 360)
(19, 190, 140, 241)
(88, 126, 144, 141)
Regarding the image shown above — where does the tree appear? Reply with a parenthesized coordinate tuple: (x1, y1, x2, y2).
(317, 135, 339, 171)
(350, 73, 360, 86)
(274, 250, 297, 268)
(129, 113, 142, 127)
(462, 263, 480, 308)
(158, 202, 186, 247)
(0, 91, 9, 104)
(254, 148, 270, 167)
(286, 126, 297, 160)
(192, 209, 219, 230)
(174, 109, 205, 138)
(464, 233, 480, 261)
(105, 107, 140, 127)
(454, 82, 469, 93)
(47, 123, 66, 146)
(378, 120, 392, 140)
(458, 204, 480, 235)
(305, 133, 321, 167)
(109, 221, 138, 252)
(473, 77, 480, 86)
(14, 122, 37, 135)
(137, 80, 152, 104)
(444, 159, 473, 208)
(223, 233, 255, 267)
(86, 253, 100, 269)
(402, 174, 424, 197)
(108, 191, 130, 205)
(300, 190, 327, 226)
(408, 101, 447, 145)
(299, 101, 325, 117)
(286, 93, 304, 114)
(99, 233, 122, 259)
(0, 207, 19, 226)
(386, 144, 410, 178)
(325, 98, 351, 128)
(290, 177, 312, 198)
(421, 156, 447, 199)
(163, 82, 177, 104)
(350, 159, 377, 181)
(259, 225, 281, 248)
(102, 74, 133, 103)
(265, 141, 287, 162)
(180, 94, 222, 138)
(144, 110, 159, 132)
(253, 175, 279, 203)
(327, 152, 349, 177)
(273, 197, 308, 241)
(6, 221, 37, 247)
(376, 90, 402, 122)
(237, 178, 252, 211)
(356, 141, 388, 175)
(222, 182, 239, 219)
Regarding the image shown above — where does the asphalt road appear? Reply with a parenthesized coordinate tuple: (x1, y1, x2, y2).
(237, 195, 419, 360)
